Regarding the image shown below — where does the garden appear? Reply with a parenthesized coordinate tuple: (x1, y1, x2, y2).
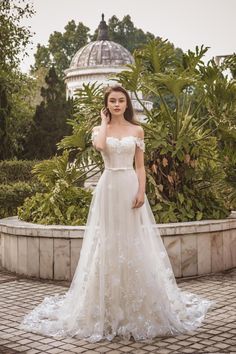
(1, 1, 236, 226)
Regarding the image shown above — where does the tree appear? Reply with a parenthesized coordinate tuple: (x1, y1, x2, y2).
(3, 73, 37, 159)
(33, 45, 51, 72)
(32, 15, 160, 78)
(23, 66, 73, 159)
(91, 15, 156, 53)
(31, 20, 90, 77)
(0, 0, 35, 159)
(0, 0, 35, 71)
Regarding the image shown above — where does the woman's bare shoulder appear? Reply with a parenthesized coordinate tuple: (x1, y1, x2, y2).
(134, 125, 144, 138)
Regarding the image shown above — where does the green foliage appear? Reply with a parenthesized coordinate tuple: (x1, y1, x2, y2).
(2, 73, 37, 159)
(0, 159, 42, 219)
(32, 20, 90, 77)
(31, 151, 85, 188)
(32, 14, 177, 78)
(0, 1, 36, 159)
(18, 83, 105, 225)
(18, 183, 92, 226)
(57, 82, 105, 177)
(198, 56, 236, 211)
(200, 61, 236, 125)
(0, 0, 35, 71)
(18, 84, 105, 225)
(0, 69, 11, 159)
(91, 15, 156, 53)
(51, 39, 236, 223)
(0, 182, 38, 219)
(0, 160, 37, 183)
(23, 66, 73, 159)
(114, 39, 233, 222)
(115, 38, 184, 114)
(52, 41, 234, 222)
(224, 54, 236, 79)
(148, 185, 228, 223)
(224, 163, 236, 208)
(18, 151, 92, 225)
(219, 135, 236, 210)
(17, 37, 236, 224)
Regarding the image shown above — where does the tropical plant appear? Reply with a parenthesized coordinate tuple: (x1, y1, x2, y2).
(18, 151, 92, 225)
(19, 39, 236, 224)
(108, 40, 230, 221)
(199, 55, 236, 210)
(224, 53, 236, 79)
(57, 82, 106, 179)
(51, 40, 233, 222)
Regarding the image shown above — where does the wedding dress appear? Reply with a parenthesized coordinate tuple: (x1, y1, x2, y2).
(20, 133, 215, 343)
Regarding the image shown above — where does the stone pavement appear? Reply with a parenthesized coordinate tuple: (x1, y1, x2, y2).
(0, 267, 235, 354)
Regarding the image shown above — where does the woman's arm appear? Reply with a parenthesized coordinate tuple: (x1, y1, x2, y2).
(92, 109, 109, 151)
(132, 126, 146, 208)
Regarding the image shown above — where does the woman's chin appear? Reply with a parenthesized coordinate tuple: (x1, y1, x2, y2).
(111, 111, 124, 116)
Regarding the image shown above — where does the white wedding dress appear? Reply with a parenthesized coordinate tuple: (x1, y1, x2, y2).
(20, 133, 215, 343)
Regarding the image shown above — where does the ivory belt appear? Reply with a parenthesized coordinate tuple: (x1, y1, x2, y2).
(105, 167, 134, 171)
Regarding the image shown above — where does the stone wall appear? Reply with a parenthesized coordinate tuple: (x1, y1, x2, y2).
(0, 216, 236, 281)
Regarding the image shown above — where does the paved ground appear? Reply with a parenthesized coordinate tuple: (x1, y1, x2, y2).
(0, 267, 235, 354)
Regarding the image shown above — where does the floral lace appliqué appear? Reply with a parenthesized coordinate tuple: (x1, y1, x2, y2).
(91, 131, 145, 152)
(135, 137, 145, 152)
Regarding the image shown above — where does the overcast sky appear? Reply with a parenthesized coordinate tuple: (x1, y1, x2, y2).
(20, 0, 236, 73)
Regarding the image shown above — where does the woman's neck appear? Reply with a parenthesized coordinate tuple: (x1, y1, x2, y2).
(109, 116, 128, 125)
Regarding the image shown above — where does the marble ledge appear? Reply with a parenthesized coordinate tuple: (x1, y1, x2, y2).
(1, 216, 235, 280)
(0, 217, 85, 239)
(0, 216, 236, 239)
(157, 219, 236, 236)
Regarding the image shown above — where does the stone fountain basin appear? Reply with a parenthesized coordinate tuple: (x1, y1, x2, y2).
(0, 216, 235, 280)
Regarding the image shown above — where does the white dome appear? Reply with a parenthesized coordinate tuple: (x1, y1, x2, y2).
(64, 14, 153, 123)
(70, 40, 134, 69)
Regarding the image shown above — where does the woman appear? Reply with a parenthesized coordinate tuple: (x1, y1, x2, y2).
(20, 85, 214, 343)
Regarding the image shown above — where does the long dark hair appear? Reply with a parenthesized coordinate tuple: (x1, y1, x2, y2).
(104, 85, 140, 125)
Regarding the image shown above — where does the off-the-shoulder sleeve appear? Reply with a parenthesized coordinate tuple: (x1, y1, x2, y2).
(135, 137, 145, 152)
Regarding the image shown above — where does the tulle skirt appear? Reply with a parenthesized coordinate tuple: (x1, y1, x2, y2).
(20, 168, 215, 343)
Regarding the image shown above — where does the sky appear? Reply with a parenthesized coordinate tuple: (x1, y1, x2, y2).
(20, 0, 236, 73)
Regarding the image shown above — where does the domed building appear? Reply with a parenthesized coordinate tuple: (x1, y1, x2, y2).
(64, 14, 152, 121)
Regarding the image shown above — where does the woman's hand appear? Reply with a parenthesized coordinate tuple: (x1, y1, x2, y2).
(132, 191, 145, 209)
(100, 107, 110, 124)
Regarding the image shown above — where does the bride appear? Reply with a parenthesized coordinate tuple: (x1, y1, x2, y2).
(20, 85, 214, 343)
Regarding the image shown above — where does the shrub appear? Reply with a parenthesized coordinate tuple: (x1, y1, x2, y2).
(18, 151, 93, 225)
(18, 183, 92, 226)
(0, 182, 40, 218)
(0, 160, 38, 183)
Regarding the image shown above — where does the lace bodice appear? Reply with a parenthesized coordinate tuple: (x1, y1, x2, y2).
(91, 131, 145, 170)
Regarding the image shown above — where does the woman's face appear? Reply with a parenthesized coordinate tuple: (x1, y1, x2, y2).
(107, 91, 127, 117)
